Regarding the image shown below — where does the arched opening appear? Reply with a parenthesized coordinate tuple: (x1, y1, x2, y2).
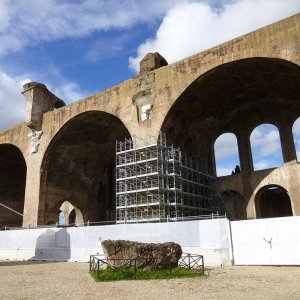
(40, 111, 131, 225)
(161, 58, 300, 170)
(292, 117, 300, 162)
(222, 190, 246, 220)
(69, 209, 76, 225)
(214, 133, 240, 176)
(0, 144, 26, 227)
(58, 211, 65, 225)
(255, 185, 293, 218)
(59, 200, 84, 226)
(250, 124, 284, 171)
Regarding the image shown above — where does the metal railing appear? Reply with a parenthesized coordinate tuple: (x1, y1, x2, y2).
(89, 252, 204, 280)
(178, 253, 204, 273)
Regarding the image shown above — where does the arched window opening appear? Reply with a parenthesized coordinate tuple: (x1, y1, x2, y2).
(214, 133, 240, 177)
(292, 117, 300, 162)
(59, 200, 84, 227)
(250, 124, 284, 171)
(256, 186, 293, 218)
(222, 190, 246, 220)
(58, 211, 65, 225)
(69, 209, 76, 225)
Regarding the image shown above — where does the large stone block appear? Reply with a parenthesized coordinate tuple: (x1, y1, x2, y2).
(101, 240, 182, 270)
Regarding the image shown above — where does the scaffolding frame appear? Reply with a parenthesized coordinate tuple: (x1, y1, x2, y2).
(116, 133, 232, 223)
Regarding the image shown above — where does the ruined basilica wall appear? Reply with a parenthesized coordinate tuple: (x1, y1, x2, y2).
(147, 13, 300, 219)
(1, 13, 300, 226)
(22, 13, 300, 162)
(23, 12, 300, 225)
(149, 13, 300, 138)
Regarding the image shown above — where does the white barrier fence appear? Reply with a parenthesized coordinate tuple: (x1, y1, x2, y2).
(2, 216, 299, 266)
(0, 219, 232, 266)
(231, 216, 300, 265)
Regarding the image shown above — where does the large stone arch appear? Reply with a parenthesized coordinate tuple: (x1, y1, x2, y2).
(0, 143, 27, 227)
(3, 13, 299, 226)
(160, 58, 300, 165)
(254, 184, 293, 218)
(150, 12, 300, 137)
(38, 111, 131, 225)
(0, 124, 30, 157)
(158, 57, 300, 218)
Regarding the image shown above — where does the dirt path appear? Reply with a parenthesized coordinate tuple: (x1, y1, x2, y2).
(0, 261, 299, 300)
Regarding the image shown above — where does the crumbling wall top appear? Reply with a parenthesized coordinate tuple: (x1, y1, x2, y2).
(22, 81, 65, 131)
(139, 52, 168, 75)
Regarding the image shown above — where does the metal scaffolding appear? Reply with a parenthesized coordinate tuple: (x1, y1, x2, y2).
(116, 133, 232, 223)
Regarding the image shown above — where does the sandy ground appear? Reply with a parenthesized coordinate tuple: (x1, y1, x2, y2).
(0, 261, 299, 300)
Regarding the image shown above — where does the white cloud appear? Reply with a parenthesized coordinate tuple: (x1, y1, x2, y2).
(0, 69, 86, 130)
(251, 124, 284, 170)
(214, 133, 239, 160)
(85, 34, 131, 62)
(0, 0, 185, 57)
(255, 160, 270, 170)
(53, 82, 85, 103)
(292, 117, 300, 136)
(0, 0, 10, 32)
(214, 133, 240, 176)
(297, 149, 300, 161)
(129, 0, 300, 72)
(293, 118, 300, 161)
(251, 125, 281, 157)
(0, 71, 30, 130)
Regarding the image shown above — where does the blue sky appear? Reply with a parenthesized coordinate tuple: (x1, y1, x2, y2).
(0, 0, 299, 174)
(215, 125, 286, 176)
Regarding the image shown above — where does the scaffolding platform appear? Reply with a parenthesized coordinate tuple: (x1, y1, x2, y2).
(116, 133, 233, 223)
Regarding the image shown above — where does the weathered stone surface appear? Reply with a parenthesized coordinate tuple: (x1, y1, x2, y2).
(139, 52, 168, 75)
(22, 81, 65, 131)
(101, 240, 182, 270)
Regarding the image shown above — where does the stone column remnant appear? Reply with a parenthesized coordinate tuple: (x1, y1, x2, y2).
(22, 81, 65, 131)
(22, 82, 65, 154)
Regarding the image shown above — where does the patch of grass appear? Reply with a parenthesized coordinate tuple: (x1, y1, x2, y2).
(90, 267, 202, 282)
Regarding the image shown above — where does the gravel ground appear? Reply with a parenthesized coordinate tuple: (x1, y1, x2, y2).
(0, 261, 299, 300)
